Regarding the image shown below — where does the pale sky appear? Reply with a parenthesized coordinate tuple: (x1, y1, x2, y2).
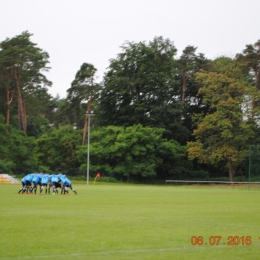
(1, 0, 260, 98)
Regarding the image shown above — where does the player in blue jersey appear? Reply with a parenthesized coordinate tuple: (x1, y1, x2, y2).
(56, 174, 62, 194)
(40, 173, 50, 194)
(23, 173, 35, 194)
(50, 174, 60, 194)
(32, 172, 42, 194)
(47, 174, 52, 194)
(59, 174, 68, 195)
(60, 175, 77, 195)
(18, 174, 29, 194)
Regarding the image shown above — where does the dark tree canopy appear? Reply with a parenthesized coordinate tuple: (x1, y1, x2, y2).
(96, 36, 191, 143)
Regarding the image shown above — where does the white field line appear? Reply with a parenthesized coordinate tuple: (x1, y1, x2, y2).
(0, 245, 234, 260)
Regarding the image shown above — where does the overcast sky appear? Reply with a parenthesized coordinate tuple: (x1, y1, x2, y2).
(1, 0, 260, 98)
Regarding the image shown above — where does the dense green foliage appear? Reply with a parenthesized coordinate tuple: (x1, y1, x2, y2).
(77, 124, 185, 181)
(0, 115, 36, 174)
(35, 125, 82, 172)
(188, 62, 255, 182)
(1, 31, 260, 182)
(96, 37, 190, 144)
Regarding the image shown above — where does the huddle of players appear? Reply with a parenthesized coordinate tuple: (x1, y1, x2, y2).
(18, 172, 77, 195)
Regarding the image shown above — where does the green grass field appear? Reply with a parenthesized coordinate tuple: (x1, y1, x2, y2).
(0, 183, 260, 260)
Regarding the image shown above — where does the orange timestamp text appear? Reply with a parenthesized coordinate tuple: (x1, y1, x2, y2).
(191, 236, 253, 246)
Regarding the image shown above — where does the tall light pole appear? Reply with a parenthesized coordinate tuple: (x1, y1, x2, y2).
(86, 111, 94, 185)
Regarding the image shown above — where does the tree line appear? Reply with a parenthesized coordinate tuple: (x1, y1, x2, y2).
(1, 31, 260, 182)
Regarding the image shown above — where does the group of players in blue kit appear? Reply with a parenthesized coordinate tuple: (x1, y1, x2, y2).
(18, 172, 77, 195)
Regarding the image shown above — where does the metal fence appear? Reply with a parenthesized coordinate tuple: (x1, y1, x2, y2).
(165, 180, 260, 190)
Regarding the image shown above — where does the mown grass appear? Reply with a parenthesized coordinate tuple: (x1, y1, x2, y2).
(0, 183, 260, 260)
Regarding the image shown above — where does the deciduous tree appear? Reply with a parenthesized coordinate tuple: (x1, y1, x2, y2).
(0, 115, 37, 174)
(35, 125, 82, 171)
(77, 124, 185, 181)
(188, 62, 255, 182)
(96, 37, 189, 143)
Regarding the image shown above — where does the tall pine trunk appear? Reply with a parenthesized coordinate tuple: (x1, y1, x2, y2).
(181, 76, 187, 102)
(252, 67, 259, 118)
(14, 69, 26, 131)
(23, 96, 27, 130)
(6, 89, 11, 125)
(4, 72, 14, 125)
